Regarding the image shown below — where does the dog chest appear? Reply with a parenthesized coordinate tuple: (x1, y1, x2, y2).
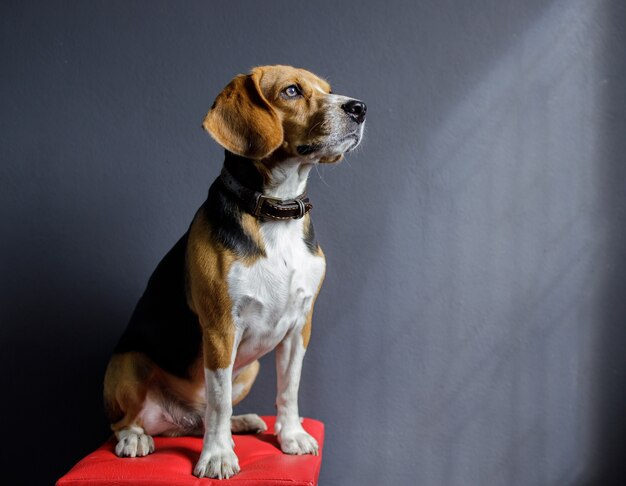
(227, 219, 325, 367)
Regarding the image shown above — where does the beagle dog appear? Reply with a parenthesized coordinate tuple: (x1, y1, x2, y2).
(103, 65, 366, 479)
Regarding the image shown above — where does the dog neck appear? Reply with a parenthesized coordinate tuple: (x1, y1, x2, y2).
(223, 150, 313, 200)
(221, 151, 314, 220)
(262, 159, 313, 200)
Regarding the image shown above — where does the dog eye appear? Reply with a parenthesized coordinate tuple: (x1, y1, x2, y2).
(282, 85, 302, 98)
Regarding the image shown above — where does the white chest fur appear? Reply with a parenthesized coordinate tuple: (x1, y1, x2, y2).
(227, 218, 325, 371)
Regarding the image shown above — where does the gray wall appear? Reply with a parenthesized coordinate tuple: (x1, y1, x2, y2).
(1, 1, 625, 484)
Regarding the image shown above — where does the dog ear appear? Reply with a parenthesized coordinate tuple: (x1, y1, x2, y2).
(203, 69, 283, 160)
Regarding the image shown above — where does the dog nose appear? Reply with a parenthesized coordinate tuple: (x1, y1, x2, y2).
(342, 100, 367, 124)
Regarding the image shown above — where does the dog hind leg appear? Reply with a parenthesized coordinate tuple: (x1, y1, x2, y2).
(104, 352, 157, 457)
(230, 360, 267, 433)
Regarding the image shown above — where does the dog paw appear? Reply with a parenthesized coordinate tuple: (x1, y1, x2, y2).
(193, 446, 240, 479)
(115, 431, 155, 458)
(231, 413, 267, 434)
(277, 428, 319, 456)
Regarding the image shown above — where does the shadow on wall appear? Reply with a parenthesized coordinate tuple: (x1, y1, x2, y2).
(589, 0, 626, 484)
(0, 209, 131, 483)
(2, 275, 115, 484)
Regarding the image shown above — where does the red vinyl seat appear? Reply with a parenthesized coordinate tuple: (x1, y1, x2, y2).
(57, 417, 323, 486)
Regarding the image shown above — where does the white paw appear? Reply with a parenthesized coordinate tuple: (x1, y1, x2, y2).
(115, 431, 155, 458)
(278, 427, 319, 456)
(231, 413, 268, 434)
(193, 446, 240, 479)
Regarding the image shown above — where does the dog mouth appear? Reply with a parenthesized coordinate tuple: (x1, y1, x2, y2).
(297, 144, 318, 155)
(297, 131, 362, 156)
(343, 134, 362, 152)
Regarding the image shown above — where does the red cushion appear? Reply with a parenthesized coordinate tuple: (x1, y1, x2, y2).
(57, 417, 323, 486)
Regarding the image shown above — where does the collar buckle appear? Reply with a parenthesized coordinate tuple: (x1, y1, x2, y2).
(253, 193, 283, 218)
(294, 198, 306, 219)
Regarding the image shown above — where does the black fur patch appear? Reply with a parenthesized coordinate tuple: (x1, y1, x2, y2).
(204, 182, 265, 258)
(201, 151, 265, 258)
(297, 145, 315, 155)
(303, 216, 320, 254)
(224, 150, 264, 192)
(114, 233, 202, 379)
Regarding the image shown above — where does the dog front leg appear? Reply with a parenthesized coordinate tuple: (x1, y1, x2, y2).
(274, 329, 319, 456)
(193, 333, 239, 479)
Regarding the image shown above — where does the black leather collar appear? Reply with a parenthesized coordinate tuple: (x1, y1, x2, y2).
(219, 167, 313, 220)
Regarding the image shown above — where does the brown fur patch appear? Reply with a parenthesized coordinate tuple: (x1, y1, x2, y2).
(187, 208, 239, 370)
(104, 352, 155, 431)
(232, 360, 261, 406)
(302, 247, 325, 348)
(158, 355, 206, 408)
(240, 213, 266, 261)
(203, 70, 283, 160)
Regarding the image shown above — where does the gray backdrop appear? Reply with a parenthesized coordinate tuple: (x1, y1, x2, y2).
(1, 1, 625, 485)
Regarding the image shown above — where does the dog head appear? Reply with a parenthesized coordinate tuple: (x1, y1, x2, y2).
(203, 65, 366, 163)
